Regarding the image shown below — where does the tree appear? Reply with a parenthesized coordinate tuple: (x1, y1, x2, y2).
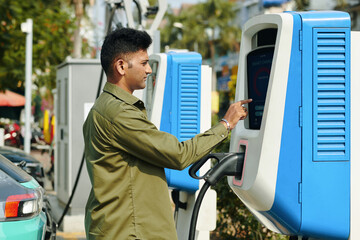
(294, 0, 348, 10)
(294, 0, 310, 10)
(73, 0, 84, 58)
(161, 0, 240, 63)
(69, 0, 91, 58)
(160, 0, 240, 94)
(211, 135, 289, 240)
(0, 0, 75, 92)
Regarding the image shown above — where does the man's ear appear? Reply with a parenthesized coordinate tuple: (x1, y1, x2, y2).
(115, 58, 126, 76)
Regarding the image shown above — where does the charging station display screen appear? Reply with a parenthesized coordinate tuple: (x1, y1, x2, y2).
(247, 46, 274, 130)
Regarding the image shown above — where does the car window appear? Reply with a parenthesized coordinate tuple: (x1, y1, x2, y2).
(0, 147, 39, 163)
(0, 155, 32, 183)
(0, 169, 34, 200)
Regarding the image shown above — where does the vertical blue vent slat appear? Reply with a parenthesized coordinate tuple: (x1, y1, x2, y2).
(178, 64, 200, 142)
(312, 28, 350, 161)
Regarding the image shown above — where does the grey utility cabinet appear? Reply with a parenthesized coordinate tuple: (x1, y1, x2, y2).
(55, 58, 105, 214)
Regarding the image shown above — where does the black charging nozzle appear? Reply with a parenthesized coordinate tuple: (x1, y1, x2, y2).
(189, 152, 244, 186)
(188, 152, 245, 240)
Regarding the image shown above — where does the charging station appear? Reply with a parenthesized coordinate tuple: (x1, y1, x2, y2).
(55, 51, 216, 238)
(227, 11, 357, 239)
(143, 51, 216, 240)
(146, 52, 203, 192)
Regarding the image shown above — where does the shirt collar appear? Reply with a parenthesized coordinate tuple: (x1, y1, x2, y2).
(103, 82, 141, 105)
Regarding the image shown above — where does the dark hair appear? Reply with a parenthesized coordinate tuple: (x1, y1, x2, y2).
(100, 28, 152, 76)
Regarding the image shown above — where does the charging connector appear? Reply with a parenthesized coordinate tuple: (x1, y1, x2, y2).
(188, 153, 245, 240)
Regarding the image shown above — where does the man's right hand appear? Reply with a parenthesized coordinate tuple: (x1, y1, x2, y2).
(221, 99, 252, 131)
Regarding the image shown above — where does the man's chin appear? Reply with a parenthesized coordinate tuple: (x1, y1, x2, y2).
(135, 85, 146, 90)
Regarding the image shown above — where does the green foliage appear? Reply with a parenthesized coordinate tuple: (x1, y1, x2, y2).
(210, 105, 288, 239)
(294, 0, 310, 10)
(211, 135, 289, 240)
(0, 0, 75, 91)
(294, 0, 347, 11)
(160, 0, 240, 59)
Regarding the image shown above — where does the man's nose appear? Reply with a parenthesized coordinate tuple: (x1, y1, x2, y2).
(146, 63, 152, 74)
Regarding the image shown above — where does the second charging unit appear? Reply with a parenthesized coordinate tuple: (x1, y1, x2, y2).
(229, 11, 351, 239)
(144, 52, 204, 192)
(143, 51, 215, 240)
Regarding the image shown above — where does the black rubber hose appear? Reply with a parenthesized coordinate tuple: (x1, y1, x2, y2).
(57, 5, 117, 228)
(57, 0, 148, 227)
(188, 181, 211, 240)
(133, 0, 142, 26)
(188, 153, 244, 239)
(57, 152, 85, 227)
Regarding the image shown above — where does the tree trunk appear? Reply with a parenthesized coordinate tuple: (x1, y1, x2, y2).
(209, 39, 216, 91)
(72, 0, 83, 58)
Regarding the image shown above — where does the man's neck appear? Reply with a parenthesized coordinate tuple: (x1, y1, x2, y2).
(107, 78, 133, 94)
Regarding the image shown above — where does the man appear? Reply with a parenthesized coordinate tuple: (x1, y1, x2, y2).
(83, 28, 251, 240)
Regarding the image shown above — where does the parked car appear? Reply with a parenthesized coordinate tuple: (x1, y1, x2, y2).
(0, 155, 56, 239)
(0, 146, 45, 187)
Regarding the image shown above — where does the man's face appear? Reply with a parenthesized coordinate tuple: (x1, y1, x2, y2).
(122, 50, 152, 93)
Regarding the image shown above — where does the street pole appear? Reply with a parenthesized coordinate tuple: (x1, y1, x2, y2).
(21, 18, 33, 154)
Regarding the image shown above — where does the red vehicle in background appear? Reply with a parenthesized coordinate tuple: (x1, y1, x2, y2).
(3, 122, 23, 148)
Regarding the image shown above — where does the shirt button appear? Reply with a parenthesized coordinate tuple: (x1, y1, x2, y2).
(221, 134, 225, 138)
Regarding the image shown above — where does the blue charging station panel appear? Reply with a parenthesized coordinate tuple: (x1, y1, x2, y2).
(160, 52, 202, 193)
(299, 11, 350, 239)
(229, 11, 351, 239)
(264, 12, 350, 238)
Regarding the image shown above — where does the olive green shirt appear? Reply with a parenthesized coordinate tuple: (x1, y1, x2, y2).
(83, 82, 228, 240)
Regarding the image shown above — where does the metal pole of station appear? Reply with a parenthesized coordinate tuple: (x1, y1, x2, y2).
(21, 18, 33, 154)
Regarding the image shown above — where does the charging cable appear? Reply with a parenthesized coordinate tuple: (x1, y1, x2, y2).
(188, 152, 245, 240)
(57, 3, 119, 228)
(57, 0, 160, 226)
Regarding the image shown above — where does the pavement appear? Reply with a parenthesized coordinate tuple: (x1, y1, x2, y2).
(30, 149, 87, 240)
(56, 232, 86, 240)
(46, 192, 86, 240)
